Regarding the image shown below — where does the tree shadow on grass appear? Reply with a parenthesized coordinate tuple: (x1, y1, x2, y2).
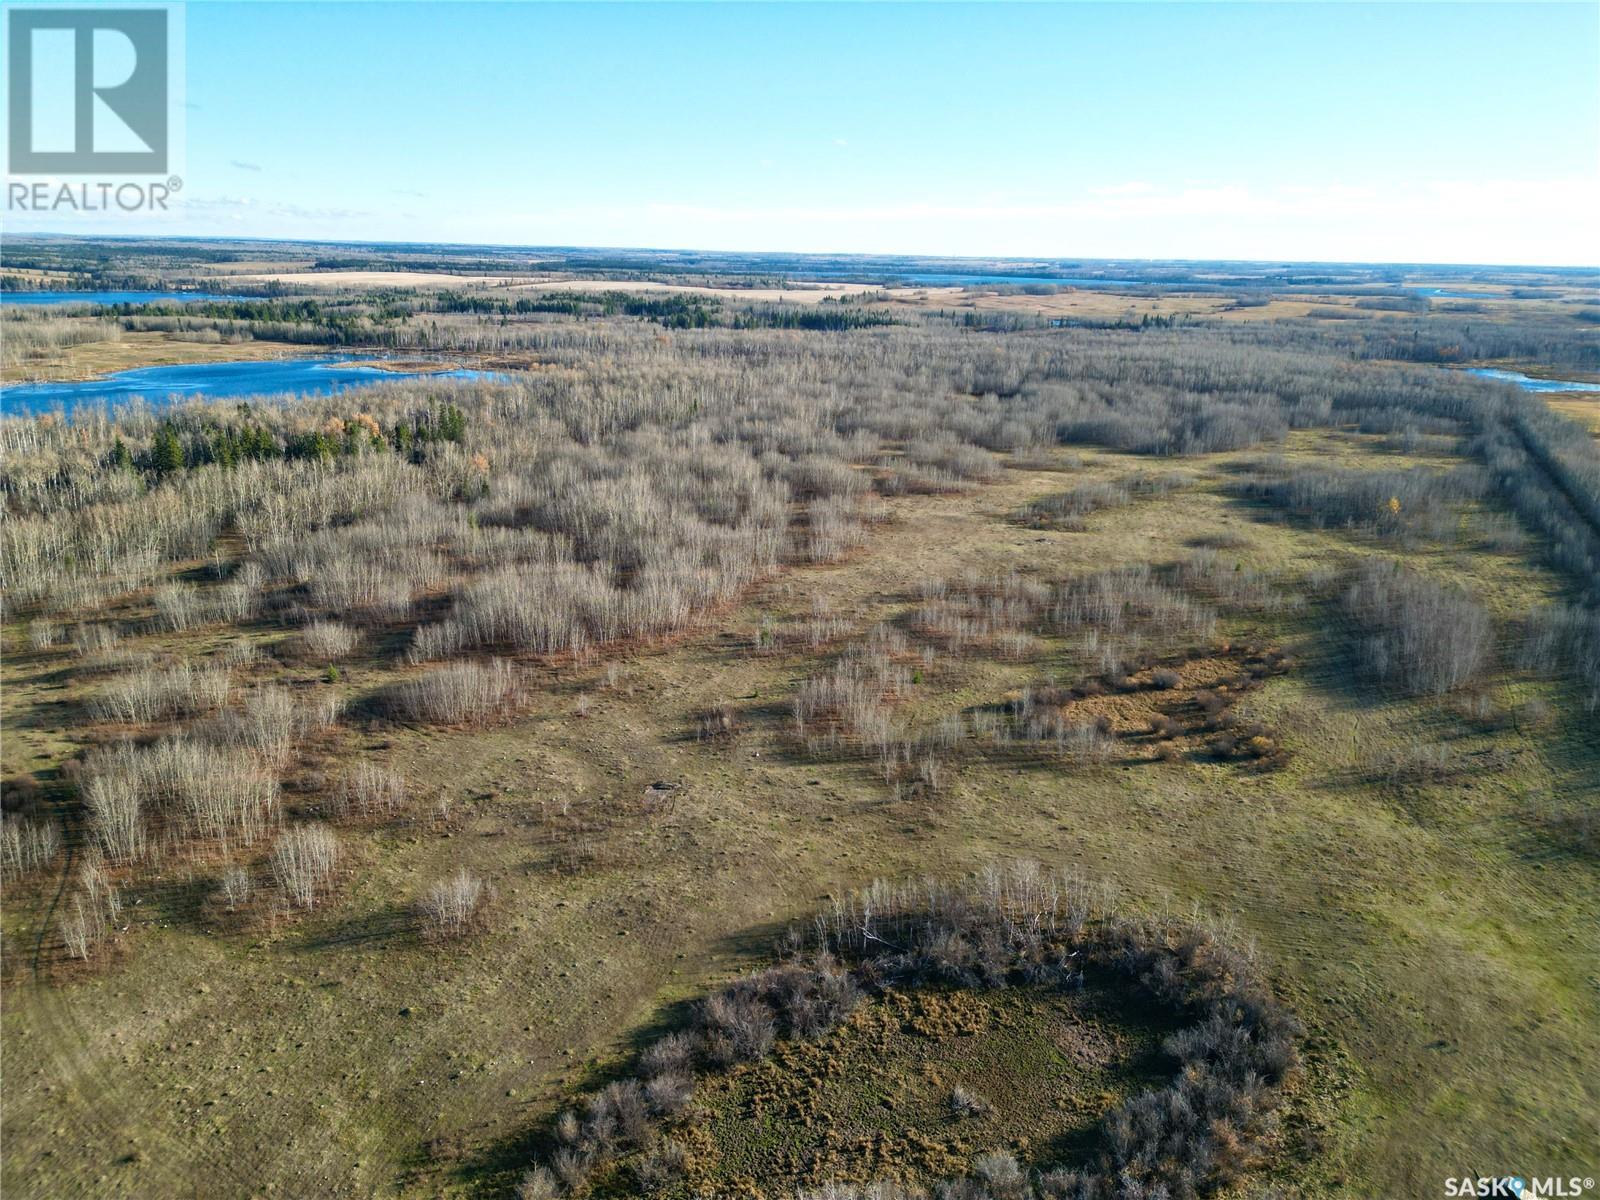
(438, 915, 797, 1197)
(1026, 984, 1181, 1177)
(136, 872, 214, 932)
(294, 901, 419, 952)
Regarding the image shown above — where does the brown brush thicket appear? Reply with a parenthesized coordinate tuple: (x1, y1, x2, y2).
(389, 658, 520, 725)
(7, 299, 1599, 970)
(58, 858, 123, 960)
(53, 661, 349, 961)
(80, 737, 281, 859)
(516, 864, 1300, 1200)
(295, 619, 359, 661)
(1, 306, 122, 371)
(10, 315, 1599, 637)
(91, 662, 232, 724)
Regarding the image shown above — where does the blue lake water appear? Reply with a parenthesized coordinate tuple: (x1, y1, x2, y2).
(1465, 367, 1600, 394)
(1, 357, 508, 417)
(1, 290, 248, 307)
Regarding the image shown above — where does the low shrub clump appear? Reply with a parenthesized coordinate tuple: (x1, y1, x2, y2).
(517, 864, 1301, 1200)
(92, 662, 232, 724)
(270, 823, 340, 910)
(331, 762, 407, 818)
(296, 619, 359, 661)
(418, 867, 490, 939)
(388, 658, 519, 725)
(1013, 473, 1185, 531)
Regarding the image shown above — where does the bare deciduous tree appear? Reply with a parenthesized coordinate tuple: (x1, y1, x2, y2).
(391, 659, 519, 725)
(0, 817, 61, 877)
(218, 865, 253, 911)
(333, 763, 407, 818)
(418, 867, 486, 938)
(270, 824, 339, 910)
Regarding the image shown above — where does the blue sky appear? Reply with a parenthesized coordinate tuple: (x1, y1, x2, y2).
(11, 1, 1600, 264)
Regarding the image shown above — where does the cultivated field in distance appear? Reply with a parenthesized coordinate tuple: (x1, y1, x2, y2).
(3, 237, 1598, 1200)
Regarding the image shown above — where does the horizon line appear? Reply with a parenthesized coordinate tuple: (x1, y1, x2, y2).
(5, 231, 1598, 274)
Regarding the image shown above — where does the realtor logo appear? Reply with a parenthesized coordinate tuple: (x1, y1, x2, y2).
(7, 8, 169, 173)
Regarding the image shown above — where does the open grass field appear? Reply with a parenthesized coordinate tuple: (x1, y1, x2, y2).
(0, 330, 312, 384)
(912, 284, 1599, 327)
(1545, 395, 1600, 437)
(229, 271, 880, 304)
(4, 422, 1597, 1198)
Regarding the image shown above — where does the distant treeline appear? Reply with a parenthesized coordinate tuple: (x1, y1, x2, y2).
(0, 273, 95, 293)
(428, 290, 898, 331)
